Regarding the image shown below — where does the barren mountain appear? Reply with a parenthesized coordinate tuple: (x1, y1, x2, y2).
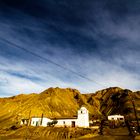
(0, 87, 140, 129)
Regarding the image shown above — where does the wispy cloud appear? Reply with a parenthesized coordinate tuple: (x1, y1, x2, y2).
(0, 0, 139, 96)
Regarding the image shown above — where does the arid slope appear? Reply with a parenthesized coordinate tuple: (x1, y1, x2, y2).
(0, 87, 140, 128)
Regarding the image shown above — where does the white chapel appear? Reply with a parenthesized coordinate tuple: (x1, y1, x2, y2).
(27, 106, 89, 128)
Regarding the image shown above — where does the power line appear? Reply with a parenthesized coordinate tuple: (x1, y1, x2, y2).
(0, 38, 105, 87)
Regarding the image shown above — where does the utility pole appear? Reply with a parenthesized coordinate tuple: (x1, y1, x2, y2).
(127, 91, 140, 133)
(40, 113, 43, 126)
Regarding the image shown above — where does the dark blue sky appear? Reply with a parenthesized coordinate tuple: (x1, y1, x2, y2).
(0, 0, 140, 96)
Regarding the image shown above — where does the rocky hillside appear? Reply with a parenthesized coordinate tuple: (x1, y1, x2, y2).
(88, 87, 140, 119)
(0, 87, 140, 128)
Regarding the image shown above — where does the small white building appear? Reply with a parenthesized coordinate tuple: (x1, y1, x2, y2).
(108, 115, 124, 121)
(29, 106, 89, 128)
(31, 117, 51, 126)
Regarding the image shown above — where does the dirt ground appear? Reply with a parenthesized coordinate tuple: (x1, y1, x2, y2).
(0, 126, 140, 140)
